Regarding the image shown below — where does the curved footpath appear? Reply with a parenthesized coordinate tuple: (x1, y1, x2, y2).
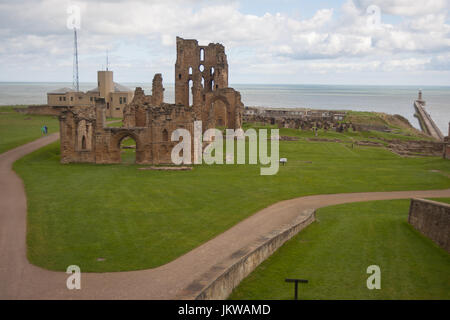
(1, 134, 449, 299)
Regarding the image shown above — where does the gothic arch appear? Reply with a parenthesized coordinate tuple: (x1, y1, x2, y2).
(111, 130, 143, 163)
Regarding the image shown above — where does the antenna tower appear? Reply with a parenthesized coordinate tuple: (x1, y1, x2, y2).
(73, 28, 79, 92)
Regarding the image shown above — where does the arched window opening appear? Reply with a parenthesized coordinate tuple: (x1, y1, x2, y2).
(201, 77, 205, 88)
(81, 136, 86, 150)
(188, 67, 193, 75)
(162, 129, 169, 141)
(211, 80, 215, 91)
(178, 74, 182, 80)
(210, 67, 215, 76)
(200, 48, 205, 61)
(188, 79, 193, 106)
(199, 64, 205, 72)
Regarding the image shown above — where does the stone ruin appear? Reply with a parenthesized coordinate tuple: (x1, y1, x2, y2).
(243, 107, 349, 132)
(59, 37, 244, 164)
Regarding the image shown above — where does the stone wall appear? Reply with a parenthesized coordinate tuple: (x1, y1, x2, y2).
(243, 107, 348, 131)
(408, 198, 450, 252)
(59, 100, 196, 165)
(183, 209, 316, 300)
(386, 139, 444, 157)
(175, 37, 228, 107)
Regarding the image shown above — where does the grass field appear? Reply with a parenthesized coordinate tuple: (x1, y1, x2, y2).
(13, 126, 450, 272)
(0, 106, 59, 154)
(229, 199, 450, 300)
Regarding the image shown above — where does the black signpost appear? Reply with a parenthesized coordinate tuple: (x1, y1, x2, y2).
(285, 278, 308, 300)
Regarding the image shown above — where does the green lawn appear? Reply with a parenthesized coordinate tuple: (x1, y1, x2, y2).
(229, 199, 450, 300)
(0, 106, 59, 154)
(13, 126, 450, 272)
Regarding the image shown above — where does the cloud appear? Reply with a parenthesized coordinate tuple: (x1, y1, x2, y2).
(0, 0, 449, 83)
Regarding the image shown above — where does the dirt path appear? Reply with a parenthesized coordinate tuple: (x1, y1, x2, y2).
(1, 134, 449, 299)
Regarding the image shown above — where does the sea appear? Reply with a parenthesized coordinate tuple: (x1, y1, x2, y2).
(0, 82, 449, 134)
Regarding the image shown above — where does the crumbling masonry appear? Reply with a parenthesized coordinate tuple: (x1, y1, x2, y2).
(59, 37, 244, 164)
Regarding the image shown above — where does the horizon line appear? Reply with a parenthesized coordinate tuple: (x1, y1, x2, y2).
(0, 81, 450, 88)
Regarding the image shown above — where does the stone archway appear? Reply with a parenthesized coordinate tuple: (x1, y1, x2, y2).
(111, 130, 143, 164)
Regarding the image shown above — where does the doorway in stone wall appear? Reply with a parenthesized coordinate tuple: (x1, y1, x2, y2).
(120, 136, 137, 164)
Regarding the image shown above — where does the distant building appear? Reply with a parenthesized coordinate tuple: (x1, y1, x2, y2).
(47, 70, 133, 118)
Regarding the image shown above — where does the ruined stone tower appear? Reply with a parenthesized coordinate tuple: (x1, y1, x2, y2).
(175, 37, 229, 107)
(151, 73, 164, 106)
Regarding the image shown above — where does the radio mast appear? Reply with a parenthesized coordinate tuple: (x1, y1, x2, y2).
(73, 28, 79, 92)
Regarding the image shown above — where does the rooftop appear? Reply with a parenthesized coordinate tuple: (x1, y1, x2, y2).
(47, 87, 77, 94)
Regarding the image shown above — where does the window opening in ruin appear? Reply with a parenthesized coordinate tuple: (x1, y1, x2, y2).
(81, 136, 86, 150)
(179, 74, 181, 80)
(189, 79, 193, 106)
(199, 64, 205, 72)
(162, 129, 169, 141)
(200, 48, 204, 61)
(189, 67, 193, 75)
(201, 77, 205, 88)
(210, 67, 214, 76)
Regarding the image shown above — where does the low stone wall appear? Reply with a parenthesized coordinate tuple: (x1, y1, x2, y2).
(192, 209, 316, 300)
(386, 139, 444, 157)
(408, 198, 450, 252)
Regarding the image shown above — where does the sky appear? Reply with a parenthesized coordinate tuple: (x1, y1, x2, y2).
(0, 0, 449, 85)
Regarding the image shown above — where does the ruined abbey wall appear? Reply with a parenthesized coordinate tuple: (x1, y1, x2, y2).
(59, 37, 243, 165)
(59, 99, 195, 165)
(175, 37, 228, 107)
